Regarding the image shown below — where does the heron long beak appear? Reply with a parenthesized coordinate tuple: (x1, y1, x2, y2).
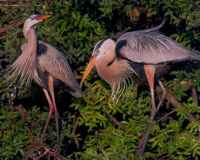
(80, 56, 96, 87)
(35, 15, 50, 21)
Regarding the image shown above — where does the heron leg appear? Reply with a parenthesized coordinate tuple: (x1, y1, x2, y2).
(144, 64, 156, 120)
(137, 65, 156, 155)
(48, 76, 59, 143)
(41, 88, 54, 140)
(157, 80, 166, 112)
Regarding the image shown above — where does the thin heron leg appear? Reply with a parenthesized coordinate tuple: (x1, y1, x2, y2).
(150, 88, 156, 120)
(41, 88, 54, 139)
(48, 76, 59, 143)
(144, 64, 156, 120)
(137, 65, 156, 155)
(157, 80, 166, 112)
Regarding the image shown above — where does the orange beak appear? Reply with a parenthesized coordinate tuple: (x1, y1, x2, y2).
(35, 15, 50, 21)
(80, 56, 96, 87)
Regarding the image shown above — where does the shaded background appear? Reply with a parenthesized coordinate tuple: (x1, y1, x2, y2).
(0, 0, 200, 159)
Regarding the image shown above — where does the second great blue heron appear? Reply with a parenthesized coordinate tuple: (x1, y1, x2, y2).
(9, 15, 82, 140)
(81, 22, 200, 120)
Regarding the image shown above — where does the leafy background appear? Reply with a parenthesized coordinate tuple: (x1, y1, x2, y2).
(0, 0, 200, 159)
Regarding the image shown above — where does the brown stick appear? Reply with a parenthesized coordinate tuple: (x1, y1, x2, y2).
(0, 0, 29, 3)
(156, 86, 182, 108)
(72, 115, 80, 148)
(103, 111, 122, 127)
(188, 80, 198, 105)
(0, 0, 18, 3)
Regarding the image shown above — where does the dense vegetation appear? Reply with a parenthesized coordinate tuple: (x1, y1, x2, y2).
(0, 0, 200, 159)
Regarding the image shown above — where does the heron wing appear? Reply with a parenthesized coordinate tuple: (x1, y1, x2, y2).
(116, 31, 191, 64)
(37, 41, 80, 90)
(8, 43, 37, 87)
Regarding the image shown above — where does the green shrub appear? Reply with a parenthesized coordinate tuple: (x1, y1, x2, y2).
(0, 0, 200, 159)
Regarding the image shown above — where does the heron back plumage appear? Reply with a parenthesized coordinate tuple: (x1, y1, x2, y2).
(37, 41, 81, 97)
(116, 31, 192, 64)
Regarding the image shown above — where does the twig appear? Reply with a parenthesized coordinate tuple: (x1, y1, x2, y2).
(72, 115, 80, 148)
(158, 110, 176, 122)
(103, 111, 121, 127)
(0, 4, 27, 6)
(156, 86, 182, 108)
(188, 80, 198, 105)
(0, 0, 30, 3)
(137, 120, 154, 156)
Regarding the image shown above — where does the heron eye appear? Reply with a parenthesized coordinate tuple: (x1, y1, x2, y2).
(30, 15, 38, 20)
(30, 16, 35, 20)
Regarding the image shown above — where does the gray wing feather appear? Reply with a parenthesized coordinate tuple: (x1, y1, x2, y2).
(117, 31, 192, 64)
(37, 41, 80, 90)
(8, 43, 37, 87)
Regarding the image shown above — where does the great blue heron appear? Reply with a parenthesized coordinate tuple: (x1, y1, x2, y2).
(8, 14, 82, 140)
(80, 22, 200, 154)
(81, 22, 200, 120)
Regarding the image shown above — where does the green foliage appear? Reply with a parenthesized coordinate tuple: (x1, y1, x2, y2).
(0, 107, 44, 160)
(0, 108, 27, 160)
(0, 0, 200, 159)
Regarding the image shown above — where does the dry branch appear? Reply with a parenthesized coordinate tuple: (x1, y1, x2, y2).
(137, 82, 199, 156)
(155, 86, 182, 108)
(0, 0, 30, 3)
(103, 111, 122, 127)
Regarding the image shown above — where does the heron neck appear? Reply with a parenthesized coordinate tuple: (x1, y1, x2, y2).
(96, 52, 130, 85)
(24, 28, 37, 55)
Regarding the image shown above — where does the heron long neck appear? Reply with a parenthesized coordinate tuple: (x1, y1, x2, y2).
(96, 50, 130, 85)
(24, 28, 37, 55)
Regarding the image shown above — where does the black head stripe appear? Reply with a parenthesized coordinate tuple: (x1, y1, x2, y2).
(95, 40, 105, 50)
(115, 40, 127, 57)
(30, 14, 39, 20)
(92, 39, 105, 56)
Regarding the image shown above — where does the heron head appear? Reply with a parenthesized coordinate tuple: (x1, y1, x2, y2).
(23, 14, 50, 35)
(80, 38, 115, 86)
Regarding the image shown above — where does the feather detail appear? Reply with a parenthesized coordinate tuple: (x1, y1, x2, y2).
(111, 66, 134, 102)
(8, 51, 36, 87)
(7, 28, 42, 88)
